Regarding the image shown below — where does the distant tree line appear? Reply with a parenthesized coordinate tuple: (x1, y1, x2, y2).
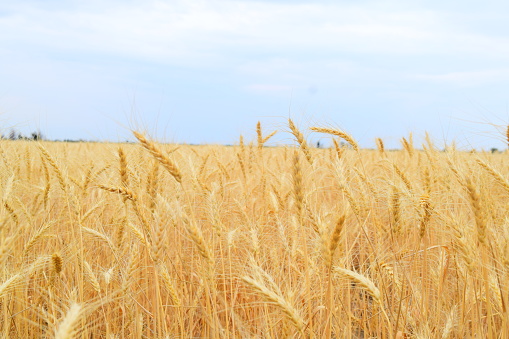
(0, 129, 94, 143)
(2, 129, 44, 141)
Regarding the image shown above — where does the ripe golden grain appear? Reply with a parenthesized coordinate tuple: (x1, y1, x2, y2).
(54, 303, 82, 339)
(52, 252, 63, 275)
(310, 126, 359, 151)
(334, 267, 381, 304)
(375, 137, 385, 154)
(1, 122, 508, 337)
(133, 131, 182, 183)
(97, 184, 137, 201)
(288, 118, 313, 164)
(242, 274, 305, 333)
(465, 177, 486, 244)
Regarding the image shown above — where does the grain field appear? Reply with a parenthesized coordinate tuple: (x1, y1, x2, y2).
(0, 121, 508, 338)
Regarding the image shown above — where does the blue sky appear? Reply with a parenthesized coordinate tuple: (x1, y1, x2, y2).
(1, 0, 509, 149)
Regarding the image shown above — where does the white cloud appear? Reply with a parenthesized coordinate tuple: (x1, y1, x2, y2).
(414, 69, 509, 87)
(2, 0, 509, 147)
(3, 0, 508, 66)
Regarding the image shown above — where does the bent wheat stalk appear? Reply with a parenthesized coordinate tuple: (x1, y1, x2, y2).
(242, 275, 305, 333)
(97, 185, 137, 201)
(310, 127, 359, 151)
(334, 267, 393, 335)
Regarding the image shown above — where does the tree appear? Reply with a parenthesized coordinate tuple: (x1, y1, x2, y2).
(31, 130, 43, 141)
(8, 129, 16, 140)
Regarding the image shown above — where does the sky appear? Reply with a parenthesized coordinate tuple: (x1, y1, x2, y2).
(1, 0, 509, 149)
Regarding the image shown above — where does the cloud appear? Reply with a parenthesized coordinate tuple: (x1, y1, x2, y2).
(414, 69, 509, 87)
(3, 0, 507, 67)
(1, 0, 509, 147)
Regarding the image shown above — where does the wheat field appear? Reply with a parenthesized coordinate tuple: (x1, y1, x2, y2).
(1, 120, 508, 338)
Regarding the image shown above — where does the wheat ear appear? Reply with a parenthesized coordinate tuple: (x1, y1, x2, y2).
(464, 177, 486, 244)
(475, 158, 509, 194)
(288, 119, 313, 164)
(334, 267, 381, 304)
(375, 137, 385, 154)
(322, 214, 346, 268)
(506, 125, 509, 149)
(334, 266, 393, 336)
(256, 121, 263, 149)
(52, 252, 63, 275)
(0, 274, 24, 298)
(97, 184, 137, 201)
(83, 260, 101, 293)
(400, 137, 414, 156)
(183, 217, 213, 266)
(133, 131, 182, 183)
(419, 194, 432, 238)
(310, 126, 359, 151)
(37, 144, 67, 192)
(292, 151, 304, 218)
(332, 138, 343, 159)
(158, 265, 182, 307)
(54, 303, 83, 339)
(118, 147, 129, 188)
(393, 164, 412, 191)
(242, 275, 305, 333)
